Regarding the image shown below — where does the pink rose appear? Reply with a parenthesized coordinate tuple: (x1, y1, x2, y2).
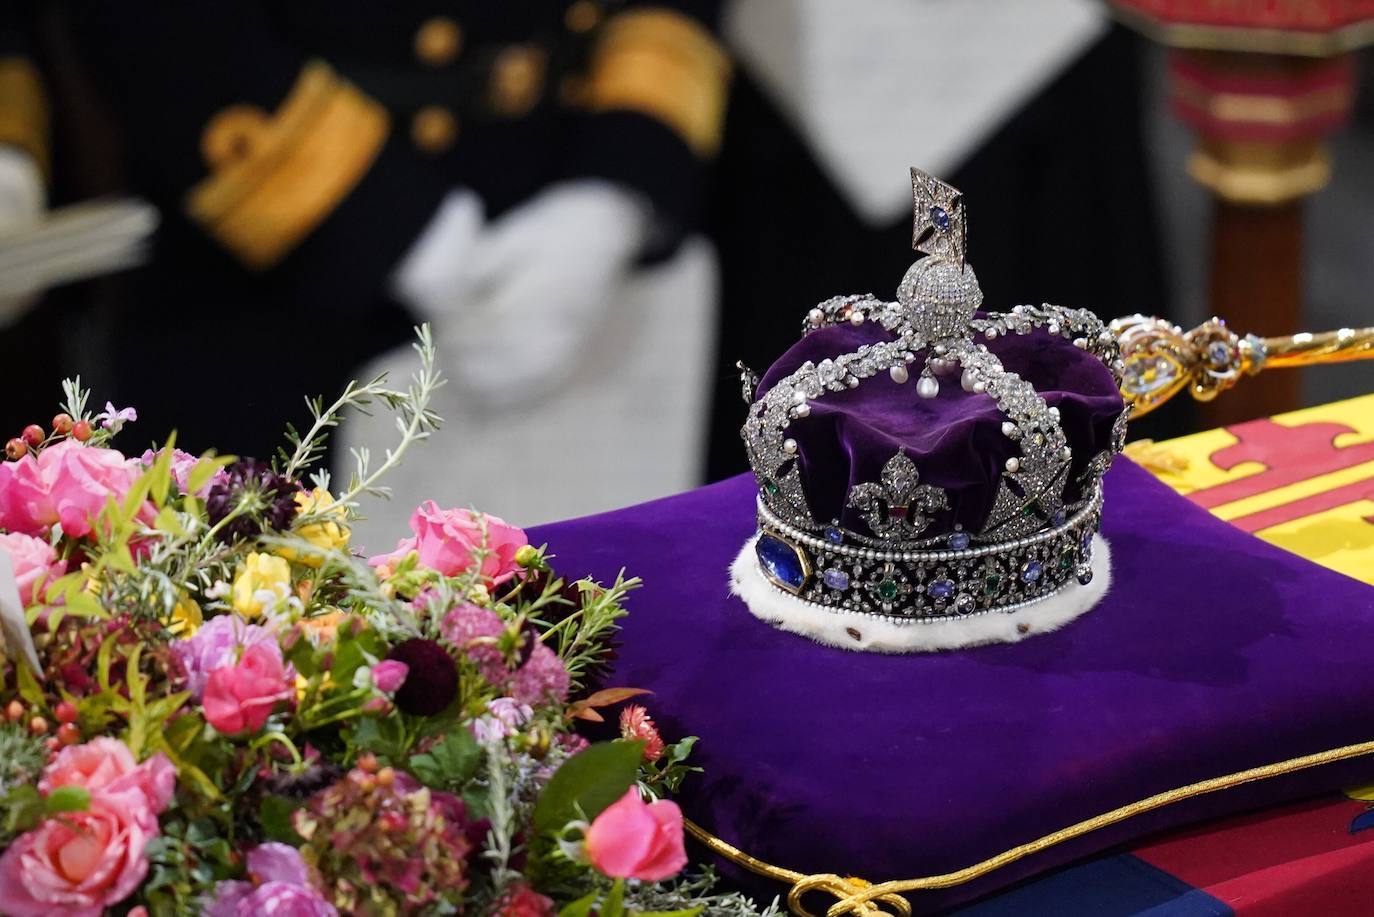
(0, 441, 141, 537)
(0, 782, 159, 917)
(203, 643, 294, 736)
(584, 787, 687, 882)
(370, 502, 526, 584)
(0, 531, 66, 606)
(205, 843, 336, 917)
(40, 738, 176, 814)
(493, 883, 555, 916)
(371, 659, 409, 693)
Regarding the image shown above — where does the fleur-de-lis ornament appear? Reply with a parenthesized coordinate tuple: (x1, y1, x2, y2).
(847, 452, 949, 541)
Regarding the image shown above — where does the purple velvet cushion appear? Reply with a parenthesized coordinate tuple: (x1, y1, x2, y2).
(529, 461, 1374, 911)
(754, 322, 1124, 534)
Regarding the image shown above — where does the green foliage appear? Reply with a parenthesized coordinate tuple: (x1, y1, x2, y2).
(542, 573, 639, 691)
(43, 786, 90, 814)
(641, 736, 702, 796)
(0, 722, 47, 797)
(1, 785, 44, 840)
(259, 795, 306, 846)
(142, 815, 235, 915)
(408, 729, 482, 790)
(533, 740, 644, 834)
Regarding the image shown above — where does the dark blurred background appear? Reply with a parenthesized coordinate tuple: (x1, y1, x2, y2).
(0, 0, 1369, 537)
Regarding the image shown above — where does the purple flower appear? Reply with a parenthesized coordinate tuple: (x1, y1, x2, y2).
(370, 659, 409, 694)
(139, 447, 228, 497)
(205, 844, 336, 917)
(509, 642, 570, 706)
(439, 604, 506, 684)
(171, 615, 282, 699)
(96, 401, 137, 434)
(470, 697, 532, 744)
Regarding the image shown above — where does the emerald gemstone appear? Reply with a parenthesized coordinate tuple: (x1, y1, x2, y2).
(984, 572, 1002, 596)
(876, 577, 899, 601)
(763, 479, 779, 496)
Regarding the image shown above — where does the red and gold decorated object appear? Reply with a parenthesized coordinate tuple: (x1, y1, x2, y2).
(1107, 0, 1374, 425)
(1131, 391, 1374, 587)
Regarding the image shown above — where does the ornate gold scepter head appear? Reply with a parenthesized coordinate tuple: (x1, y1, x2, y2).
(1111, 315, 1374, 418)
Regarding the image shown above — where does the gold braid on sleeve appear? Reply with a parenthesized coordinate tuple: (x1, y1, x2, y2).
(186, 60, 389, 270)
(582, 7, 732, 157)
(0, 57, 50, 180)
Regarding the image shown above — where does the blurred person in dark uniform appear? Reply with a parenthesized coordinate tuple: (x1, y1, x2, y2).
(0, 1, 728, 460)
(704, 2, 1171, 479)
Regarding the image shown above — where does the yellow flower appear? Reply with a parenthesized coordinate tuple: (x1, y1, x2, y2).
(281, 488, 350, 567)
(167, 591, 203, 636)
(232, 552, 293, 618)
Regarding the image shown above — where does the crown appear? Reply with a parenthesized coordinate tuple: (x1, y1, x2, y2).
(736, 168, 1129, 636)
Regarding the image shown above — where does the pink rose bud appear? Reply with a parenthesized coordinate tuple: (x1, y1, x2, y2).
(203, 644, 294, 736)
(0, 532, 66, 607)
(368, 502, 527, 584)
(0, 440, 146, 538)
(584, 787, 688, 882)
(371, 659, 409, 694)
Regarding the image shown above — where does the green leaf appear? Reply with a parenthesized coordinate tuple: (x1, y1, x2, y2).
(408, 729, 482, 790)
(2, 785, 44, 835)
(558, 890, 599, 917)
(186, 454, 233, 496)
(259, 796, 305, 846)
(285, 637, 319, 678)
(15, 659, 45, 711)
(44, 785, 91, 814)
(602, 878, 625, 917)
(153, 505, 187, 536)
(532, 740, 643, 834)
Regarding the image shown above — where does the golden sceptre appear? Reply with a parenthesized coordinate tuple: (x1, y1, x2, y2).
(1112, 315, 1374, 418)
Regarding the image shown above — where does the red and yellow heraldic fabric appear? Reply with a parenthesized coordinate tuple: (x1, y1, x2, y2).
(1138, 392, 1374, 586)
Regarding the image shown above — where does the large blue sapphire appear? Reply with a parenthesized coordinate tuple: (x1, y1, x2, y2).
(756, 534, 810, 594)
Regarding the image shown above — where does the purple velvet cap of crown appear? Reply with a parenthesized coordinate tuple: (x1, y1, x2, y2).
(754, 318, 1126, 537)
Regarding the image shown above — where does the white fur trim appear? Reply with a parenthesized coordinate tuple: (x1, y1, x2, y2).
(729, 534, 1112, 653)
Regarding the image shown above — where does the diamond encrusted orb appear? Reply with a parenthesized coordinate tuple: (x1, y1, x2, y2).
(735, 166, 1126, 638)
(896, 258, 983, 342)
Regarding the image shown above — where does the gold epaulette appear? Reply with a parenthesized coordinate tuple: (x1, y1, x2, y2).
(0, 57, 50, 180)
(186, 61, 388, 270)
(582, 7, 731, 157)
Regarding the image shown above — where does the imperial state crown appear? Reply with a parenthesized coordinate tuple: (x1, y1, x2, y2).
(733, 168, 1130, 652)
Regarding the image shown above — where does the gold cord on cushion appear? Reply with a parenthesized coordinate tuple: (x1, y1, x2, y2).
(186, 60, 388, 269)
(686, 736, 1374, 916)
(0, 57, 50, 180)
(582, 8, 731, 157)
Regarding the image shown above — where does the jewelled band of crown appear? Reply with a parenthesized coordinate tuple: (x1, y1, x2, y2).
(754, 482, 1104, 621)
(739, 167, 1127, 625)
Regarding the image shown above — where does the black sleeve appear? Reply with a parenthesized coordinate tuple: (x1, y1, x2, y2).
(64, 1, 451, 297)
(564, 0, 729, 259)
(0, 0, 50, 178)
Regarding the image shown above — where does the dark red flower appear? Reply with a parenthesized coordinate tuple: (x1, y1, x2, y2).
(385, 638, 457, 716)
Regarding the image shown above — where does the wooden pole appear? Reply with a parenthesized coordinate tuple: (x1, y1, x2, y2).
(1201, 198, 1304, 426)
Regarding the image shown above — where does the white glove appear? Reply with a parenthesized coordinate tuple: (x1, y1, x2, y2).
(391, 187, 486, 317)
(0, 146, 46, 326)
(397, 180, 651, 411)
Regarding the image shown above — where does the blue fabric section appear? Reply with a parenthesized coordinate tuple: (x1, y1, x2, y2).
(948, 855, 1233, 917)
